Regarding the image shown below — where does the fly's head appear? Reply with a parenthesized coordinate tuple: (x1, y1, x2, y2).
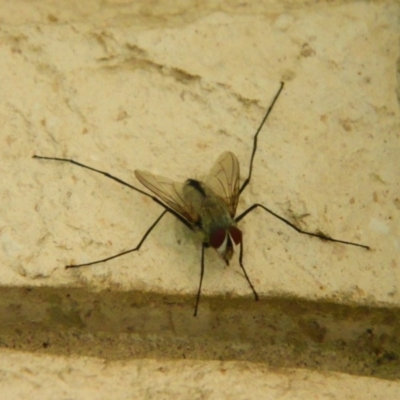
(209, 225, 242, 265)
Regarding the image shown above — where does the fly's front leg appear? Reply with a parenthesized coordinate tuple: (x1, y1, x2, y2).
(193, 244, 207, 317)
(238, 239, 259, 301)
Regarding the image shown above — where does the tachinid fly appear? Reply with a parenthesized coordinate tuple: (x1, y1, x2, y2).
(33, 82, 370, 316)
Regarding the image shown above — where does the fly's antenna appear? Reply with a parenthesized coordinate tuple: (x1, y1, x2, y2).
(239, 81, 285, 195)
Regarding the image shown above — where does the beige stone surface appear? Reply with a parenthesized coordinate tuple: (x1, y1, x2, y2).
(0, 0, 399, 398)
(1, 350, 400, 400)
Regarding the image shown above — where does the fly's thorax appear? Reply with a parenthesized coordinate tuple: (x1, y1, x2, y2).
(182, 178, 241, 263)
(182, 179, 207, 217)
(183, 179, 234, 236)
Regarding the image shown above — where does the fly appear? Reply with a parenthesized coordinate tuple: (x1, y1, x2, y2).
(33, 82, 370, 316)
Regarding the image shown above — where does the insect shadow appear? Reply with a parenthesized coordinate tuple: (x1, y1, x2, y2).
(33, 82, 369, 316)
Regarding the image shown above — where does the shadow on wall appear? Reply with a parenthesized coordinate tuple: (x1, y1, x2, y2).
(0, 286, 398, 380)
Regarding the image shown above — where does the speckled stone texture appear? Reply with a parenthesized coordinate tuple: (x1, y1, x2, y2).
(0, 1, 399, 398)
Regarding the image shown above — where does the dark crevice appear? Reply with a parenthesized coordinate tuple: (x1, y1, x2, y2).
(0, 286, 399, 380)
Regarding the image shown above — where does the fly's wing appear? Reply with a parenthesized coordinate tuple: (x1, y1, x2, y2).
(204, 151, 240, 217)
(134, 170, 199, 225)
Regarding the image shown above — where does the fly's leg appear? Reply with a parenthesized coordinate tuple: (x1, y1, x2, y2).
(238, 239, 259, 301)
(33, 155, 192, 228)
(194, 241, 259, 317)
(235, 203, 370, 250)
(66, 210, 168, 268)
(33, 155, 151, 195)
(239, 82, 285, 195)
(194, 244, 207, 317)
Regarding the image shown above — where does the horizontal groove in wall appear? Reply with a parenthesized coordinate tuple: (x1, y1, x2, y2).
(0, 286, 398, 379)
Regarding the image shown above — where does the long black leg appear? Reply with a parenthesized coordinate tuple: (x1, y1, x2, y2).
(238, 239, 259, 301)
(66, 209, 168, 268)
(239, 82, 285, 195)
(236, 203, 370, 250)
(32, 155, 192, 229)
(194, 244, 206, 317)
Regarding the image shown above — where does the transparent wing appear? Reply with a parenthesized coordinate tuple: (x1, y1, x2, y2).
(134, 170, 199, 224)
(205, 151, 240, 217)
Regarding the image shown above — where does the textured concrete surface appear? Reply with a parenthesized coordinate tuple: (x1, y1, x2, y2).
(0, 0, 399, 398)
(1, 350, 400, 400)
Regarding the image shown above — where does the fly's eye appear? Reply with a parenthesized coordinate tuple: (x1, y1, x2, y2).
(210, 228, 227, 249)
(228, 226, 242, 245)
